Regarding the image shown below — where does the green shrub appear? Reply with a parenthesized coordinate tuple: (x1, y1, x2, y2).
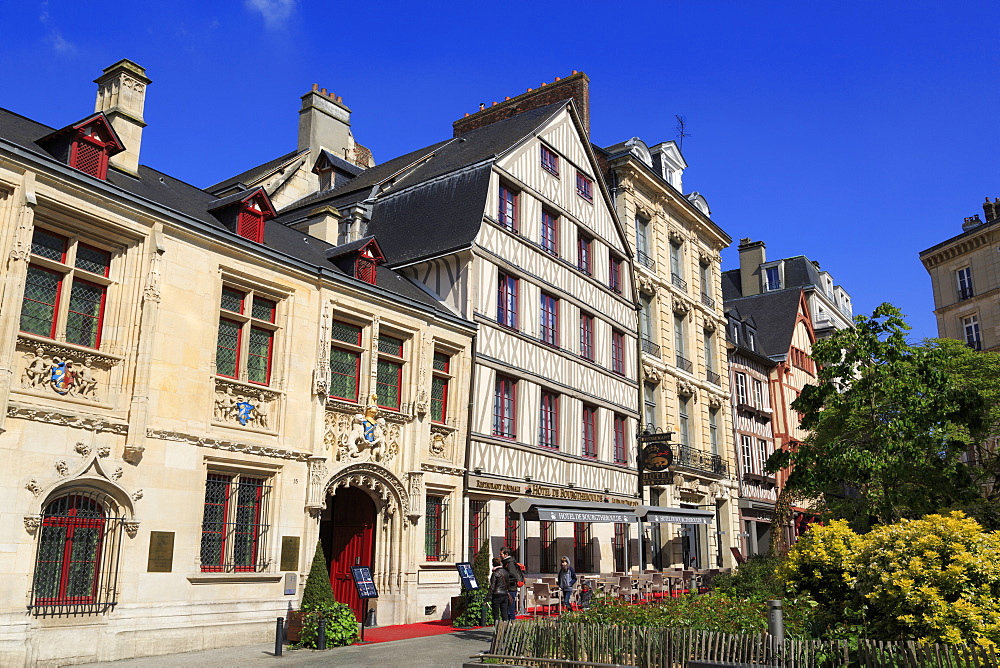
(453, 542, 494, 627)
(712, 554, 784, 600)
(300, 540, 336, 611)
(299, 603, 359, 648)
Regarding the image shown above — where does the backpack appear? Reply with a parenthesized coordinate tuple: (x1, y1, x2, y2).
(505, 558, 525, 588)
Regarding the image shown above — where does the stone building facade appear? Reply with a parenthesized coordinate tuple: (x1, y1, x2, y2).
(600, 138, 738, 570)
(920, 199, 1000, 351)
(0, 61, 475, 666)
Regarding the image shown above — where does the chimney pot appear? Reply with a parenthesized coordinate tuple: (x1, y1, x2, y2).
(312, 83, 318, 91)
(541, 82, 546, 86)
(479, 103, 485, 111)
(320, 88, 327, 95)
(527, 88, 533, 92)
(505, 96, 510, 101)
(572, 70, 578, 74)
(492, 101, 498, 106)
(464, 113, 470, 117)
(336, 95, 342, 103)
(555, 76, 561, 81)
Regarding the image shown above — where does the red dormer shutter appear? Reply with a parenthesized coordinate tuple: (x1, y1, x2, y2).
(70, 130, 110, 179)
(237, 202, 265, 243)
(356, 257, 376, 284)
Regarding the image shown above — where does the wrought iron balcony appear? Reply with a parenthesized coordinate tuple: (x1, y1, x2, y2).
(701, 292, 715, 309)
(641, 337, 661, 358)
(675, 354, 693, 373)
(706, 369, 721, 385)
(637, 250, 655, 271)
(675, 445, 728, 476)
(671, 273, 687, 291)
(958, 288, 974, 302)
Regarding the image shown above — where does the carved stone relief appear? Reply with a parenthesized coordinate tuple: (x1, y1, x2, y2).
(708, 394, 724, 409)
(407, 471, 424, 522)
(213, 379, 280, 430)
(18, 338, 118, 402)
(324, 462, 408, 519)
(668, 229, 685, 244)
(676, 380, 697, 399)
(642, 364, 663, 383)
(74, 442, 91, 457)
(7, 402, 128, 434)
(25, 479, 42, 496)
(672, 297, 691, 315)
(325, 397, 400, 464)
(146, 428, 310, 461)
(24, 515, 41, 534)
(55, 460, 69, 476)
(636, 274, 657, 295)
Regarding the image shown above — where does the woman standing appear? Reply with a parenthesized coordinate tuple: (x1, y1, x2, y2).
(557, 556, 577, 611)
(489, 556, 512, 622)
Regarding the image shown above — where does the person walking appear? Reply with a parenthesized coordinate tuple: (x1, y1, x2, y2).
(500, 546, 524, 619)
(489, 556, 512, 623)
(557, 556, 577, 611)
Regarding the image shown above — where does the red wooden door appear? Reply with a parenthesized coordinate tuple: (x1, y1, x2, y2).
(328, 487, 375, 622)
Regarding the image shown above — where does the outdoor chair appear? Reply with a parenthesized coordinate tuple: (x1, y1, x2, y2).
(531, 582, 561, 616)
(616, 576, 641, 603)
(648, 572, 669, 600)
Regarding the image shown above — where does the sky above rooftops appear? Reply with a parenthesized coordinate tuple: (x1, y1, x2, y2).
(3, 0, 999, 341)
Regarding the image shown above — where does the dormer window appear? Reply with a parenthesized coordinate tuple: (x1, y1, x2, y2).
(326, 236, 385, 286)
(207, 188, 276, 244)
(37, 113, 125, 182)
(237, 200, 266, 243)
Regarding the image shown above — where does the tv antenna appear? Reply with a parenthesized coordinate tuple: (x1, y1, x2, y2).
(675, 115, 691, 150)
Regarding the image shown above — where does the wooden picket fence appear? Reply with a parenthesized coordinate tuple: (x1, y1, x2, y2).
(487, 619, 1000, 667)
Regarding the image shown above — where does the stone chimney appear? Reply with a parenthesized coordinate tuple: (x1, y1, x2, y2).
(299, 85, 353, 158)
(983, 197, 1000, 225)
(452, 71, 590, 137)
(94, 59, 150, 176)
(737, 238, 766, 297)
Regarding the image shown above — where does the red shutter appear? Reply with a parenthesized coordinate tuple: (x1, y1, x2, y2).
(356, 258, 377, 284)
(237, 209, 265, 243)
(70, 138, 108, 179)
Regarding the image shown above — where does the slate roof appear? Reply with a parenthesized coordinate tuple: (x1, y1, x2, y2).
(276, 102, 569, 266)
(0, 107, 458, 318)
(205, 148, 309, 196)
(723, 290, 805, 359)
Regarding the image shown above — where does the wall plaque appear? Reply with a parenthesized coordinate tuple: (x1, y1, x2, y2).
(147, 531, 174, 573)
(280, 536, 300, 571)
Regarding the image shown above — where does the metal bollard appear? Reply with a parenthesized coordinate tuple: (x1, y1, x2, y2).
(480, 601, 488, 627)
(274, 616, 283, 657)
(318, 615, 327, 650)
(766, 600, 784, 643)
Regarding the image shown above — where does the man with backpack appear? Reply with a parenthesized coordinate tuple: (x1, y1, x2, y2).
(500, 546, 524, 619)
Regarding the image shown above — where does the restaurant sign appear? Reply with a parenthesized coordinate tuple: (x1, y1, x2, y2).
(537, 509, 637, 523)
(467, 475, 640, 507)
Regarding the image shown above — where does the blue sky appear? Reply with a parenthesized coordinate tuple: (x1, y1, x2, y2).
(3, 0, 999, 341)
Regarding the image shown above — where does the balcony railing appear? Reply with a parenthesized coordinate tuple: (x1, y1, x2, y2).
(701, 292, 715, 309)
(675, 354, 693, 373)
(671, 273, 687, 291)
(637, 250, 655, 271)
(675, 445, 727, 476)
(641, 337, 661, 358)
(706, 369, 721, 385)
(958, 288, 975, 302)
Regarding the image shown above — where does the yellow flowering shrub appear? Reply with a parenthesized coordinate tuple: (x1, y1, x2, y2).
(778, 519, 861, 610)
(854, 512, 1000, 645)
(779, 512, 1000, 644)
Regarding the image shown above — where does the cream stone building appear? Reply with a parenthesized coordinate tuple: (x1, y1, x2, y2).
(277, 74, 644, 579)
(600, 138, 738, 570)
(920, 199, 1000, 351)
(0, 61, 475, 666)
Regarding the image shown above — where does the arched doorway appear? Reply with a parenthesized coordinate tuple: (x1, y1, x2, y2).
(320, 486, 375, 622)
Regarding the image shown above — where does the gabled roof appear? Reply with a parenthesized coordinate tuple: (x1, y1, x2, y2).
(207, 187, 277, 218)
(36, 112, 126, 156)
(277, 101, 609, 267)
(724, 289, 808, 359)
(326, 235, 383, 262)
(313, 149, 365, 178)
(205, 148, 309, 196)
(0, 106, 462, 320)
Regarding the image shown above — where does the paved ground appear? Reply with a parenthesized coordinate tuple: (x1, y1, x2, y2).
(81, 628, 495, 667)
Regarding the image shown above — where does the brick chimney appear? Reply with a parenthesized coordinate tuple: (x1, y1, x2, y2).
(452, 71, 590, 137)
(94, 59, 150, 176)
(737, 238, 766, 297)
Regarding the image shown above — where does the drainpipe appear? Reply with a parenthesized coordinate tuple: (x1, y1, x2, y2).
(462, 332, 478, 562)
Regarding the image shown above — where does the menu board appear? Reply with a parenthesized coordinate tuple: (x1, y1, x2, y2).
(351, 566, 379, 599)
(456, 562, 478, 590)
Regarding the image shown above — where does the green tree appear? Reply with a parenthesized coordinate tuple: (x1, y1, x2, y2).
(301, 540, 337, 610)
(930, 337, 1000, 529)
(767, 303, 983, 532)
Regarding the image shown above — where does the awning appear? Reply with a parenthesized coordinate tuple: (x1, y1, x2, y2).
(509, 497, 638, 523)
(636, 505, 715, 525)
